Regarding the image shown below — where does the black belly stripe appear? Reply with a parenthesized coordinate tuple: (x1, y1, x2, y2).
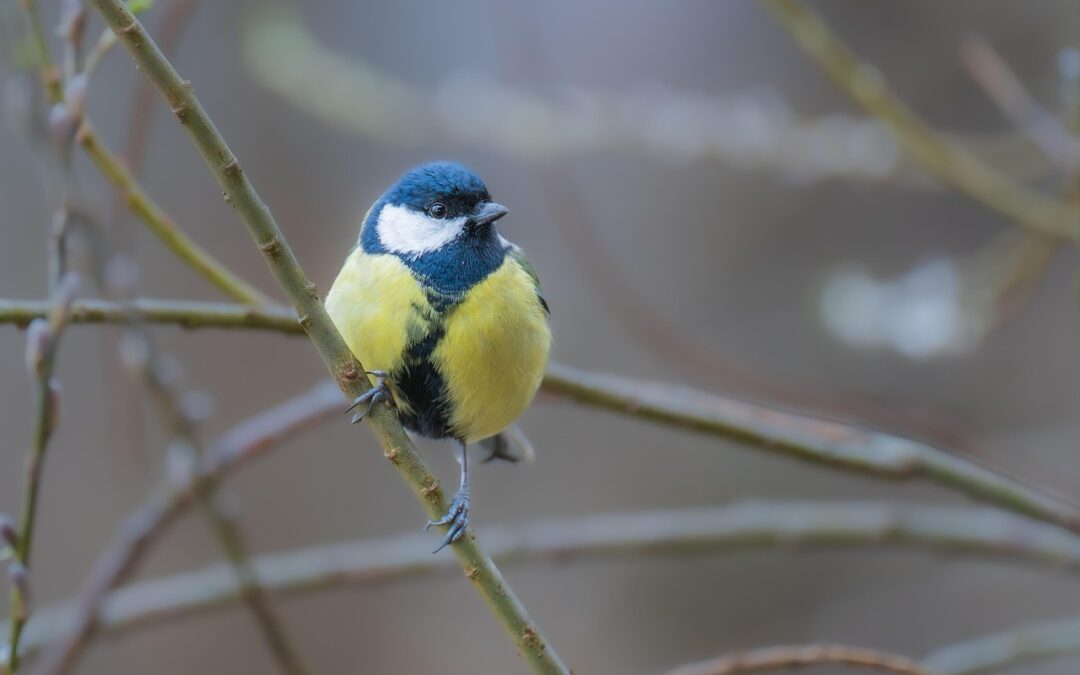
(394, 304, 454, 439)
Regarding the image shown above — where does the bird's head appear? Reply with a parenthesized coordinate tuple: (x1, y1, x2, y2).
(366, 161, 509, 257)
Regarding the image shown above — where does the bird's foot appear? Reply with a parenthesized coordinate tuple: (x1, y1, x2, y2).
(345, 371, 392, 423)
(425, 486, 470, 553)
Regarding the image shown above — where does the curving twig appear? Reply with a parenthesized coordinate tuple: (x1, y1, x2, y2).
(6, 277, 78, 674)
(661, 644, 937, 675)
(761, 0, 1080, 240)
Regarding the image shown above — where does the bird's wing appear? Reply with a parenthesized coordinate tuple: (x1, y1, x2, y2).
(507, 245, 550, 317)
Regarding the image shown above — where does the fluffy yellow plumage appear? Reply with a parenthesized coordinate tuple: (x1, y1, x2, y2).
(326, 246, 550, 443)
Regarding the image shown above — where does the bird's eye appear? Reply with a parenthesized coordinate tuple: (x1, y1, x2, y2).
(428, 203, 447, 219)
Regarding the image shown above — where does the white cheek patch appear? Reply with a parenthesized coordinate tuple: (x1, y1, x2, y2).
(376, 203, 465, 257)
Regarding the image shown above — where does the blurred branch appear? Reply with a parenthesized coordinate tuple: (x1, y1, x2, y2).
(118, 305, 311, 675)
(0, 298, 300, 331)
(542, 362, 1080, 536)
(23, 380, 342, 675)
(241, 9, 1056, 190)
(761, 0, 1080, 240)
(3, 298, 1080, 541)
(114, 0, 201, 255)
(661, 644, 937, 675)
(74, 4, 571, 674)
(75, 123, 270, 304)
(9, 500, 1080, 665)
(923, 615, 1080, 675)
(960, 37, 1080, 177)
(6, 277, 78, 674)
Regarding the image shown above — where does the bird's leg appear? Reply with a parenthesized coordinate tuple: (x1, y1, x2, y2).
(426, 440, 470, 553)
(345, 370, 392, 424)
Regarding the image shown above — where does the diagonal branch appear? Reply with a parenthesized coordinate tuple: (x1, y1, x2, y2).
(761, 0, 1080, 240)
(68, 4, 572, 674)
(18, 380, 342, 675)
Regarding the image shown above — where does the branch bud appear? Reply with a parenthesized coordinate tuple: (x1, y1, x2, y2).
(63, 74, 89, 121)
(47, 102, 76, 149)
(24, 319, 52, 378)
(0, 515, 17, 550)
(45, 379, 63, 436)
(7, 562, 31, 621)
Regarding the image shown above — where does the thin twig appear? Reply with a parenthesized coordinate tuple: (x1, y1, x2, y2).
(5, 277, 78, 674)
(761, 0, 1080, 240)
(960, 36, 1080, 177)
(8, 500, 1080, 665)
(923, 615, 1080, 675)
(82, 3, 571, 674)
(661, 644, 938, 675)
(0, 298, 300, 332)
(3, 299, 1080, 541)
(24, 380, 342, 675)
(75, 121, 270, 304)
(121, 316, 312, 675)
(112, 0, 202, 257)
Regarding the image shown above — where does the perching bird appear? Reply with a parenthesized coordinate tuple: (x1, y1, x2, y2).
(326, 162, 551, 551)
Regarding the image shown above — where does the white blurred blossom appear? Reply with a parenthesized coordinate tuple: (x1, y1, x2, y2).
(820, 257, 983, 359)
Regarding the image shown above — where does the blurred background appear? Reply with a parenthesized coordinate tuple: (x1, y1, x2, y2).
(3, 1, 1080, 673)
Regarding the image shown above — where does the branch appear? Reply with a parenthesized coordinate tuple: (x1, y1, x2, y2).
(0, 298, 300, 332)
(8, 500, 1080, 665)
(6, 277, 78, 673)
(75, 123, 270, 304)
(81, 3, 570, 674)
(23, 380, 342, 675)
(923, 615, 1080, 675)
(17, 0, 268, 305)
(123, 318, 311, 675)
(760, 0, 1080, 240)
(661, 644, 938, 675)
(960, 37, 1080, 177)
(4, 298, 1080, 541)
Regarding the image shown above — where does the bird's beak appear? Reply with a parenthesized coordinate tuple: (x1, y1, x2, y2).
(473, 202, 509, 226)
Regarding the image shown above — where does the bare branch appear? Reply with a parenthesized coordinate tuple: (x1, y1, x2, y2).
(661, 644, 937, 675)
(22, 380, 341, 675)
(761, 0, 1080, 240)
(8, 501, 1080, 666)
(924, 615, 1080, 675)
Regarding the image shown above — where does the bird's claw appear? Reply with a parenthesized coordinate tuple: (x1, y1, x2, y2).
(346, 371, 392, 423)
(425, 488, 470, 553)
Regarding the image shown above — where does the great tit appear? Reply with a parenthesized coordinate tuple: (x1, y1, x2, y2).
(326, 161, 551, 551)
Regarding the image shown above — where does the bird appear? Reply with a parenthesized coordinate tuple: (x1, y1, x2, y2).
(326, 161, 551, 552)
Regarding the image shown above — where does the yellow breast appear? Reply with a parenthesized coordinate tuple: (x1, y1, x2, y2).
(325, 247, 550, 443)
(435, 258, 551, 442)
